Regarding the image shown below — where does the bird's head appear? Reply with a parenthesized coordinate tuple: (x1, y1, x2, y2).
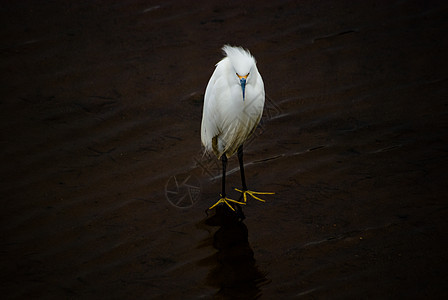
(222, 45, 256, 101)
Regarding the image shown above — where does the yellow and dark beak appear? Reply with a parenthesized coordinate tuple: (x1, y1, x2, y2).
(237, 74, 248, 100)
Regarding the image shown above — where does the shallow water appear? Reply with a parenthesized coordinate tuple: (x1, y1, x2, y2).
(1, 0, 447, 298)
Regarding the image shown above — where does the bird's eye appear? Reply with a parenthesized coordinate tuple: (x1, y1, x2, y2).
(236, 73, 250, 79)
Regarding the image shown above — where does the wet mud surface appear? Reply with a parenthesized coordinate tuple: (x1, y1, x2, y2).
(1, 0, 447, 298)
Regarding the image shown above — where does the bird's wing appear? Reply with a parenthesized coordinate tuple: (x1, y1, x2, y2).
(201, 58, 235, 156)
(201, 63, 222, 152)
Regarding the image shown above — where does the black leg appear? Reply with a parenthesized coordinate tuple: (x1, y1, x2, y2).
(217, 151, 245, 220)
(236, 145, 247, 220)
(221, 154, 227, 198)
(238, 145, 247, 191)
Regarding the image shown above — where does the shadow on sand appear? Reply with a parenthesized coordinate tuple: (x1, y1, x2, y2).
(201, 205, 269, 299)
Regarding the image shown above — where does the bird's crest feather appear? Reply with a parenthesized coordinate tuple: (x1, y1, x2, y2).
(221, 45, 256, 75)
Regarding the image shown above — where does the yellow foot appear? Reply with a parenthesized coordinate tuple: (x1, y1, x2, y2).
(234, 188, 275, 203)
(209, 195, 246, 211)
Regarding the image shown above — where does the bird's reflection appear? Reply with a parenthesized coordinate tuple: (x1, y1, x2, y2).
(203, 206, 268, 299)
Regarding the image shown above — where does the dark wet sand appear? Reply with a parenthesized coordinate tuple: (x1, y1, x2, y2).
(1, 0, 447, 298)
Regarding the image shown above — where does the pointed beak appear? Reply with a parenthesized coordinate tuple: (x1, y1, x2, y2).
(240, 78, 246, 100)
(237, 74, 248, 100)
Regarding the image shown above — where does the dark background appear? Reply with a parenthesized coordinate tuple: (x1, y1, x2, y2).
(1, 0, 447, 298)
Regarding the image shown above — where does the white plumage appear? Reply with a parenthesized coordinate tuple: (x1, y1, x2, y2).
(201, 45, 273, 214)
(201, 45, 265, 159)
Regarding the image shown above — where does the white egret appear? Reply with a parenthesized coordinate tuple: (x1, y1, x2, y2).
(201, 45, 274, 213)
